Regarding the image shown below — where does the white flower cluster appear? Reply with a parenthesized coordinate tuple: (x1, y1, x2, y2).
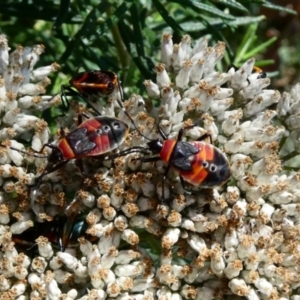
(1, 32, 300, 300)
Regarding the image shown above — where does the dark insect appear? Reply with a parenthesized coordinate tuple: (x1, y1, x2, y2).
(110, 123, 231, 203)
(228, 64, 267, 82)
(60, 70, 119, 115)
(11, 216, 96, 253)
(1, 114, 129, 186)
(251, 65, 267, 79)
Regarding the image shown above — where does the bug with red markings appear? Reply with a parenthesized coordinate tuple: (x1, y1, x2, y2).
(110, 122, 231, 202)
(2, 114, 129, 186)
(60, 70, 119, 115)
(3, 73, 139, 186)
(2, 114, 129, 250)
(1, 73, 143, 247)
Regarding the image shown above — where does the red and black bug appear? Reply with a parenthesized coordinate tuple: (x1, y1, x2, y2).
(1, 73, 140, 250)
(60, 70, 119, 115)
(111, 123, 230, 202)
(1, 114, 129, 186)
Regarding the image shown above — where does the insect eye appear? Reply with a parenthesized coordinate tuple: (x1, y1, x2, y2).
(202, 161, 209, 168)
(107, 82, 115, 91)
(113, 122, 121, 129)
(103, 125, 110, 132)
(210, 164, 217, 172)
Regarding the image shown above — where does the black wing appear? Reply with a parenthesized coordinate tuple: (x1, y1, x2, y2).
(170, 142, 199, 171)
(66, 127, 96, 155)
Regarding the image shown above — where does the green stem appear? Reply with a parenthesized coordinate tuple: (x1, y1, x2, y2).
(106, 5, 130, 70)
(281, 150, 298, 161)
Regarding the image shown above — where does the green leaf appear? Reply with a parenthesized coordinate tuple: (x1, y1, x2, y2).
(255, 59, 275, 67)
(130, 3, 146, 57)
(0, 2, 60, 21)
(118, 19, 154, 80)
(97, 2, 132, 35)
(263, 1, 297, 15)
(235, 22, 258, 62)
(213, 0, 248, 13)
(60, 5, 102, 62)
(172, 0, 235, 20)
(53, 0, 71, 30)
(152, 0, 184, 34)
(243, 36, 277, 59)
(226, 15, 265, 26)
(178, 15, 265, 32)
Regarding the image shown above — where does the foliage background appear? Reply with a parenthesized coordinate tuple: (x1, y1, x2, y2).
(0, 0, 298, 119)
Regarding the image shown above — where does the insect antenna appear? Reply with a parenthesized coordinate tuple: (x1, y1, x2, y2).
(0, 144, 49, 159)
(115, 77, 153, 142)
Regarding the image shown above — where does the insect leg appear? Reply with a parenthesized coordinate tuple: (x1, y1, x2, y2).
(104, 146, 151, 161)
(176, 124, 213, 144)
(34, 160, 69, 187)
(179, 175, 187, 190)
(75, 159, 99, 187)
(60, 85, 76, 113)
(77, 112, 91, 125)
(197, 132, 212, 144)
(58, 214, 76, 251)
(161, 164, 171, 204)
(61, 85, 102, 116)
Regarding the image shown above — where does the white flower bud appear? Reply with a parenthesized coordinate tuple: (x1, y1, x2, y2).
(161, 33, 173, 69)
(237, 237, 256, 260)
(115, 250, 141, 265)
(45, 275, 61, 300)
(81, 192, 95, 208)
(56, 252, 78, 269)
(49, 256, 63, 270)
(187, 233, 207, 253)
(253, 277, 273, 297)
(31, 256, 47, 273)
(228, 278, 249, 296)
(74, 261, 88, 278)
(181, 218, 195, 231)
(0, 208, 9, 224)
(65, 289, 78, 300)
(211, 255, 225, 277)
(155, 63, 171, 88)
(190, 60, 204, 84)
(144, 80, 160, 99)
(10, 220, 33, 234)
(224, 260, 243, 279)
(176, 60, 193, 89)
(115, 262, 143, 277)
(171, 43, 185, 72)
(230, 58, 255, 90)
(224, 229, 238, 251)
(0, 275, 11, 291)
(0, 34, 9, 71)
(122, 229, 139, 245)
(31, 64, 59, 81)
(36, 237, 53, 259)
(10, 280, 26, 297)
(244, 90, 281, 118)
(13, 266, 28, 279)
(195, 287, 216, 300)
(18, 83, 45, 96)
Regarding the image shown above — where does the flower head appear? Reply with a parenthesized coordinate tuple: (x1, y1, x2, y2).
(0, 32, 300, 299)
